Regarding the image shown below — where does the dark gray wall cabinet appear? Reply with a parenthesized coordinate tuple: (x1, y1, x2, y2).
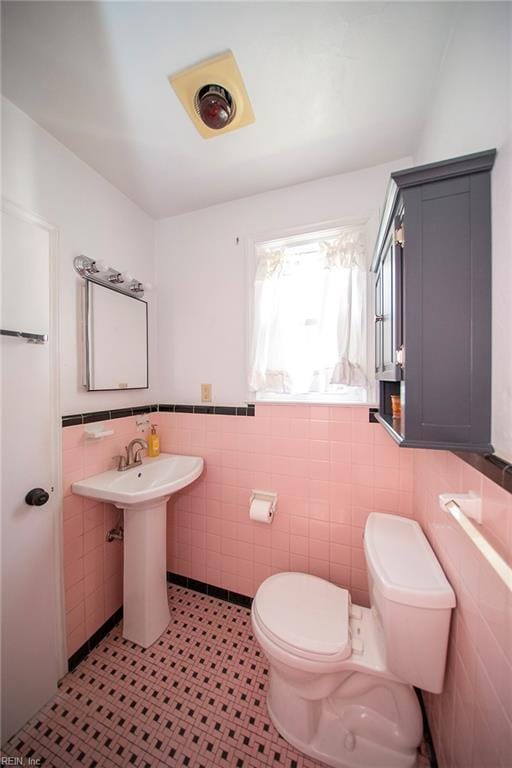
(371, 149, 496, 452)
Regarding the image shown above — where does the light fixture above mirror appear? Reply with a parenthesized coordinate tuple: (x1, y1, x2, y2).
(73, 255, 152, 298)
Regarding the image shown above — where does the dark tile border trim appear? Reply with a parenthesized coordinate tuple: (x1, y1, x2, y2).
(62, 405, 157, 427)
(62, 403, 256, 426)
(159, 404, 255, 417)
(167, 571, 252, 609)
(416, 689, 438, 768)
(369, 407, 379, 424)
(454, 451, 512, 497)
(67, 607, 123, 672)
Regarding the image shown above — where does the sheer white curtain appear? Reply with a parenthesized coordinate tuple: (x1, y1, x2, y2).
(249, 226, 368, 398)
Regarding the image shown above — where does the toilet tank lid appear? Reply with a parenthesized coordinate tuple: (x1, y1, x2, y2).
(364, 513, 456, 609)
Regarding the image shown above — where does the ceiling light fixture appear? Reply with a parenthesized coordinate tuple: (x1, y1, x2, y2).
(195, 84, 235, 130)
(169, 50, 254, 139)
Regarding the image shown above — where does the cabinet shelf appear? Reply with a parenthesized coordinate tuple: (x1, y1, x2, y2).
(375, 412, 493, 452)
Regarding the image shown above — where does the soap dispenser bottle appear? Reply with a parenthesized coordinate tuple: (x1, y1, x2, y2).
(148, 424, 160, 457)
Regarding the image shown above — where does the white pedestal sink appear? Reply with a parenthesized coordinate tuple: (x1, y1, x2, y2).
(73, 453, 203, 648)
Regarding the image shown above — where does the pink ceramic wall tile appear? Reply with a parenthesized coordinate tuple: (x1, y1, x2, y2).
(63, 512, 83, 544)
(351, 548, 366, 571)
(62, 447, 84, 475)
(309, 538, 330, 561)
(351, 423, 375, 444)
(330, 523, 351, 545)
(63, 494, 84, 521)
(63, 535, 84, 565)
(272, 513, 290, 533)
(351, 443, 374, 466)
(271, 549, 290, 570)
(290, 515, 309, 536)
(351, 568, 369, 592)
(309, 519, 329, 541)
(271, 530, 290, 552)
(289, 553, 308, 572)
(290, 535, 308, 556)
(62, 424, 84, 450)
(374, 441, 401, 468)
(83, 502, 104, 532)
(85, 606, 106, 638)
(63, 468, 85, 498)
(374, 487, 400, 513)
(330, 563, 350, 588)
(60, 404, 511, 768)
(310, 440, 330, 462)
(329, 543, 351, 566)
(350, 407, 370, 423)
(65, 580, 85, 613)
(329, 422, 353, 443)
(65, 602, 84, 636)
(310, 420, 329, 441)
(66, 621, 87, 657)
(83, 524, 104, 554)
(253, 544, 272, 565)
(329, 406, 352, 422)
(413, 448, 512, 768)
(351, 588, 369, 607)
(352, 464, 374, 487)
(310, 405, 330, 421)
(190, 553, 207, 582)
(329, 461, 352, 485)
(309, 557, 330, 580)
(85, 585, 105, 620)
(104, 572, 123, 617)
(64, 557, 84, 591)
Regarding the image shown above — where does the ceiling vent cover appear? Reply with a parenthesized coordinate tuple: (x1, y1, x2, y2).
(169, 50, 255, 139)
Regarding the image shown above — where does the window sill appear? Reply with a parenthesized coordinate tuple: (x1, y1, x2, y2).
(255, 395, 378, 407)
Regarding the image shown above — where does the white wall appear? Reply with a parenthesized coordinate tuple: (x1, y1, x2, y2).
(1, 98, 157, 415)
(414, 2, 512, 461)
(155, 157, 411, 405)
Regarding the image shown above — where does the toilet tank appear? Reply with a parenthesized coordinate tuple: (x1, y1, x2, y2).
(364, 513, 455, 693)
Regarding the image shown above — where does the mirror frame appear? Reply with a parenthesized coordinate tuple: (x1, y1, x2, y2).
(84, 278, 149, 391)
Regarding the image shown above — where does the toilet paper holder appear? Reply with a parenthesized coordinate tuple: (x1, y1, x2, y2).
(250, 490, 278, 516)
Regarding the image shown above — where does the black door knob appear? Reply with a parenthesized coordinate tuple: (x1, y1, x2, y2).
(25, 488, 50, 506)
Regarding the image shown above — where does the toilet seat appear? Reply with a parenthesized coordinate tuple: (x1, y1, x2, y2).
(252, 572, 351, 663)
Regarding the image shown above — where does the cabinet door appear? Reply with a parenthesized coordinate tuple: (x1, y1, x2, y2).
(401, 173, 492, 450)
(374, 266, 383, 377)
(375, 226, 402, 381)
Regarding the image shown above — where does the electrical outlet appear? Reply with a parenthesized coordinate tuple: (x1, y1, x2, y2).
(201, 383, 212, 403)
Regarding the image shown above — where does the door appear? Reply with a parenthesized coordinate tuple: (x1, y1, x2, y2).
(374, 222, 402, 381)
(1, 202, 64, 742)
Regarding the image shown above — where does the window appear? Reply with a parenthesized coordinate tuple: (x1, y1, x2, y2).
(248, 223, 371, 403)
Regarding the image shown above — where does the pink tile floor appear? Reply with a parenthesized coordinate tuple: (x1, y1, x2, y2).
(3, 585, 433, 768)
(3, 586, 327, 768)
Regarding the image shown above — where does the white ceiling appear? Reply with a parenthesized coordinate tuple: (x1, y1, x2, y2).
(2, 1, 458, 219)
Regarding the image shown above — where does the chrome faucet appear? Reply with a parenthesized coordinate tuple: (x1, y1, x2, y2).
(114, 438, 148, 471)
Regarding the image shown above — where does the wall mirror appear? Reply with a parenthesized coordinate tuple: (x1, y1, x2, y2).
(84, 280, 148, 391)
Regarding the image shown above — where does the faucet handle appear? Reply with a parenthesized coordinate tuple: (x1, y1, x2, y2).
(112, 454, 127, 471)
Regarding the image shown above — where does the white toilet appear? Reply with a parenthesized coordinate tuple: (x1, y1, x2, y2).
(251, 513, 455, 768)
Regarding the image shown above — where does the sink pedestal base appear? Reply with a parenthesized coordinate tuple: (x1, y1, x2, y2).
(122, 497, 170, 648)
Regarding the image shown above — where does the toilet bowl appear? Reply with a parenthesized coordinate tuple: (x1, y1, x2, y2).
(251, 513, 455, 768)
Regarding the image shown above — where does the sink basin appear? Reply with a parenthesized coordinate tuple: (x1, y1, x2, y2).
(72, 452, 204, 649)
(72, 453, 203, 508)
